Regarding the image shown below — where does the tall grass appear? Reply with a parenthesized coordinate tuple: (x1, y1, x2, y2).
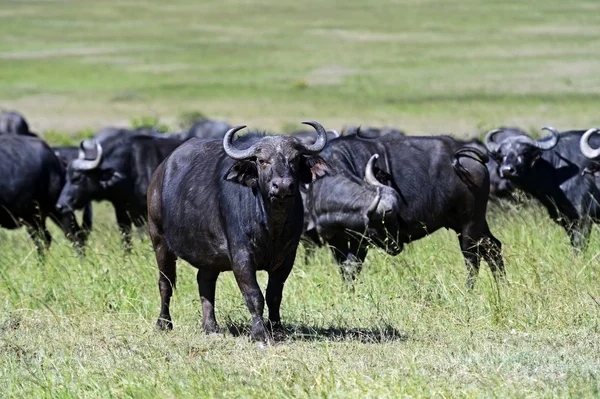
(1, 201, 599, 397)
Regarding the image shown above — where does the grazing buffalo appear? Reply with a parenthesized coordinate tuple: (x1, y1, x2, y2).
(147, 121, 330, 341)
(0, 111, 36, 136)
(56, 135, 184, 248)
(303, 153, 401, 280)
(0, 135, 85, 253)
(486, 127, 600, 248)
(305, 133, 504, 288)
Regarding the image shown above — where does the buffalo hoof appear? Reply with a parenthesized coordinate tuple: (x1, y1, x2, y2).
(250, 319, 271, 343)
(156, 317, 173, 331)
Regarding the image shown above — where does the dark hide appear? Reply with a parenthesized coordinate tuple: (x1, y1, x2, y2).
(487, 129, 600, 249)
(0, 135, 85, 254)
(305, 134, 504, 288)
(56, 135, 184, 248)
(148, 128, 329, 341)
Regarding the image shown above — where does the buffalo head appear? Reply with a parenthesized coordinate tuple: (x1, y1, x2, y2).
(224, 121, 330, 201)
(485, 127, 560, 180)
(56, 139, 124, 212)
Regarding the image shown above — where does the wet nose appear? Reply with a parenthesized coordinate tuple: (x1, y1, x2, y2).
(500, 165, 516, 177)
(270, 178, 296, 197)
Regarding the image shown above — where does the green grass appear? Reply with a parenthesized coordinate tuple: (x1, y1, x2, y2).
(1, 202, 600, 397)
(2, 0, 600, 397)
(2, 0, 600, 134)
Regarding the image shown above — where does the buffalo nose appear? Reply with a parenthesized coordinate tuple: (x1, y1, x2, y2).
(500, 165, 515, 177)
(270, 179, 295, 197)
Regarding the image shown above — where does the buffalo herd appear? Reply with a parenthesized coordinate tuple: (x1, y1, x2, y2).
(2, 110, 600, 341)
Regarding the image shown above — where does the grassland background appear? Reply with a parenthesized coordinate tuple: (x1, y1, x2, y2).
(2, 0, 600, 397)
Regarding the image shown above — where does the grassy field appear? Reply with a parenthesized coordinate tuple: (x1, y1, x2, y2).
(2, 0, 600, 397)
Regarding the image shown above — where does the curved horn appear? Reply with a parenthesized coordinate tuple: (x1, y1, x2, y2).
(536, 126, 560, 150)
(484, 128, 505, 153)
(364, 154, 385, 187)
(365, 188, 382, 219)
(223, 125, 257, 160)
(72, 140, 103, 170)
(327, 129, 340, 138)
(300, 121, 328, 153)
(580, 128, 600, 159)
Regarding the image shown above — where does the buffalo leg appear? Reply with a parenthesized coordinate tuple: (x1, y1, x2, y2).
(114, 206, 133, 251)
(152, 234, 177, 330)
(567, 218, 592, 251)
(479, 225, 505, 284)
(329, 235, 367, 283)
(232, 257, 268, 341)
(26, 223, 51, 256)
(197, 269, 220, 334)
(51, 210, 86, 251)
(266, 250, 295, 331)
(458, 227, 482, 290)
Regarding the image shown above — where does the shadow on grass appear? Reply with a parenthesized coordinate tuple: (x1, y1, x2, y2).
(226, 323, 407, 343)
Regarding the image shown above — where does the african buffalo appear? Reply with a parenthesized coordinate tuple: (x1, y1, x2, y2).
(0, 135, 85, 254)
(486, 127, 600, 248)
(305, 132, 504, 288)
(147, 121, 330, 341)
(56, 135, 184, 248)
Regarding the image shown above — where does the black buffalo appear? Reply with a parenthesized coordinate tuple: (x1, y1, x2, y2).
(0, 135, 85, 253)
(56, 135, 184, 248)
(304, 133, 504, 287)
(486, 127, 600, 248)
(342, 125, 405, 138)
(303, 153, 401, 280)
(147, 121, 330, 341)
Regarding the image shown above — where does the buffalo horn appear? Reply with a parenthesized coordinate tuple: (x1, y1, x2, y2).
(580, 128, 600, 159)
(364, 154, 386, 187)
(223, 125, 258, 160)
(300, 121, 328, 153)
(72, 140, 103, 170)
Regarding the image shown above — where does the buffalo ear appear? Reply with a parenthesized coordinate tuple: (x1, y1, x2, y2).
(300, 156, 331, 183)
(225, 160, 258, 187)
(99, 170, 125, 189)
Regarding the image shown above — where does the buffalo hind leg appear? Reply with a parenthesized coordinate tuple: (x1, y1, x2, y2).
(459, 221, 504, 289)
(458, 226, 482, 290)
(197, 269, 220, 334)
(266, 250, 295, 334)
(232, 255, 269, 342)
(480, 225, 505, 284)
(152, 235, 177, 330)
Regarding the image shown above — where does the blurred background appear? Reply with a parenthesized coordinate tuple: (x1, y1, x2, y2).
(2, 0, 600, 136)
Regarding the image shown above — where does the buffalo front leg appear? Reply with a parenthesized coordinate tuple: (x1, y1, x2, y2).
(197, 269, 220, 334)
(266, 250, 295, 332)
(26, 217, 52, 257)
(114, 206, 133, 251)
(232, 255, 269, 342)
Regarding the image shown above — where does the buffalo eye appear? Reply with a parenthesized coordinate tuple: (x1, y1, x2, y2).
(258, 159, 270, 168)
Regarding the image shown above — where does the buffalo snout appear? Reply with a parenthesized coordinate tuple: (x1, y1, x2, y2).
(270, 178, 296, 198)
